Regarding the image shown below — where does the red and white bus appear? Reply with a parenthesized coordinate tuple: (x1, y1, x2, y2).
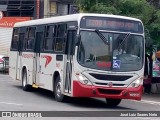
(9, 13, 145, 107)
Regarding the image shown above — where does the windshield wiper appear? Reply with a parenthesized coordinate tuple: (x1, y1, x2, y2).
(118, 32, 130, 50)
(95, 29, 110, 45)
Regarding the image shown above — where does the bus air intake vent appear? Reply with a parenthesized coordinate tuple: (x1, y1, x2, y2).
(98, 88, 122, 95)
(95, 82, 125, 86)
(89, 73, 132, 81)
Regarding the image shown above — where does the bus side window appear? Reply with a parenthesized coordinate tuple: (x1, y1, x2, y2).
(11, 28, 19, 50)
(25, 27, 35, 50)
(44, 25, 55, 51)
(23, 28, 28, 50)
(54, 24, 67, 52)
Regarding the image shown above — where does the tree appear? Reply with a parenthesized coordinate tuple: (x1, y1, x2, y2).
(75, 0, 120, 14)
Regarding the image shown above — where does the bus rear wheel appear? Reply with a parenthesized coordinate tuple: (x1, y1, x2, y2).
(105, 98, 121, 107)
(22, 70, 30, 91)
(54, 76, 66, 102)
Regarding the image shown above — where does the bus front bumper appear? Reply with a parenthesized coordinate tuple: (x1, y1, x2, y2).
(73, 81, 143, 100)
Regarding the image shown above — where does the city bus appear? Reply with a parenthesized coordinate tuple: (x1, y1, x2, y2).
(9, 13, 145, 107)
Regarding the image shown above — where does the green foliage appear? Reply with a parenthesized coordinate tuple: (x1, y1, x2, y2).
(76, 0, 160, 47)
(90, 4, 119, 14)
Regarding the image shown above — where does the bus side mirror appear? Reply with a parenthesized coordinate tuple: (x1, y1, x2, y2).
(75, 34, 81, 46)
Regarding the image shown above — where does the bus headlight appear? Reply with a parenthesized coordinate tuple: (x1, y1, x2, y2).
(129, 77, 143, 88)
(75, 73, 92, 85)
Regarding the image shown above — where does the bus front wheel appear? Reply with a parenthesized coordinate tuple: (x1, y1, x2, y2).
(105, 98, 121, 107)
(54, 76, 66, 102)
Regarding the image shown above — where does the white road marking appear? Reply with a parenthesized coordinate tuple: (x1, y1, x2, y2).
(141, 100, 160, 105)
(0, 102, 22, 106)
(133, 99, 160, 106)
(136, 117, 159, 120)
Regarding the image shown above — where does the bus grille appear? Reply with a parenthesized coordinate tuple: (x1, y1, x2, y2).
(89, 73, 132, 81)
(95, 82, 125, 87)
(98, 88, 122, 95)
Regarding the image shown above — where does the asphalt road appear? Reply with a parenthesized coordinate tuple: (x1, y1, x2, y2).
(0, 74, 160, 120)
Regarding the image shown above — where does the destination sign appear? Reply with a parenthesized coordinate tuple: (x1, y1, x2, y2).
(80, 16, 143, 33)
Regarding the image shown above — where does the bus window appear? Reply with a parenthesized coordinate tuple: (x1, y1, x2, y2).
(55, 24, 67, 52)
(11, 28, 19, 50)
(19, 33, 25, 52)
(44, 25, 55, 51)
(25, 27, 35, 50)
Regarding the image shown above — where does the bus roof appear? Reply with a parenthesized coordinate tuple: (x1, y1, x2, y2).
(14, 13, 142, 27)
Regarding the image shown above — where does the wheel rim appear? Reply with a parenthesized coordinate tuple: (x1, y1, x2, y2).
(56, 81, 62, 98)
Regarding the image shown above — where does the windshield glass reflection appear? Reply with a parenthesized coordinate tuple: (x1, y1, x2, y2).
(77, 31, 144, 72)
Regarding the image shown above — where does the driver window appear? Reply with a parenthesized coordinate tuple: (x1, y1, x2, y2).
(11, 29, 19, 50)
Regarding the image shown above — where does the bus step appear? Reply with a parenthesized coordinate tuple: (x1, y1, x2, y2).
(32, 84, 39, 88)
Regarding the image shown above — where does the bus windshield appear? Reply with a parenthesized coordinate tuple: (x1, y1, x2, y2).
(77, 30, 144, 72)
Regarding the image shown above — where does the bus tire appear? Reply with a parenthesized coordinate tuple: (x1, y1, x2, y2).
(22, 70, 30, 91)
(105, 98, 121, 107)
(54, 76, 66, 102)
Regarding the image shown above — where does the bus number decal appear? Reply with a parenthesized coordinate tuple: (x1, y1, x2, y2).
(96, 61, 111, 68)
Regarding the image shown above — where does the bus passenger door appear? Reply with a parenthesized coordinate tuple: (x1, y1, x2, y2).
(16, 28, 26, 80)
(33, 26, 44, 86)
(64, 30, 76, 93)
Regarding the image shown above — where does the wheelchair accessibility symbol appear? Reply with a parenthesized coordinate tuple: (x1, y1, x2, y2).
(113, 60, 121, 69)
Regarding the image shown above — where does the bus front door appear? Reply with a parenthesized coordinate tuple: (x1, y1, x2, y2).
(33, 26, 44, 87)
(64, 30, 76, 94)
(16, 28, 25, 80)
